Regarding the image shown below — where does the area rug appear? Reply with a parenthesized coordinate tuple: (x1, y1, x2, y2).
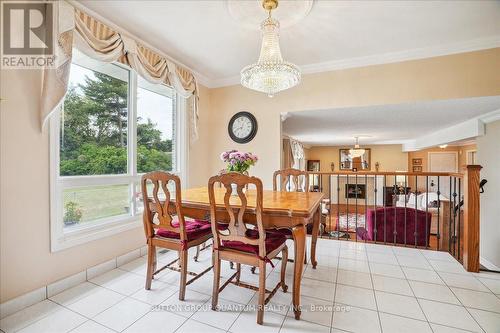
(334, 213, 366, 232)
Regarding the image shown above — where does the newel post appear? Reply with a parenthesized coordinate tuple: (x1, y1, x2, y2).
(462, 165, 482, 272)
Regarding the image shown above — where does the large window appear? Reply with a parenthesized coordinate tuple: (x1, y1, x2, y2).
(50, 50, 185, 251)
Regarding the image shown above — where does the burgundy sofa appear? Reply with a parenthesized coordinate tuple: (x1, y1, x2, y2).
(356, 207, 432, 247)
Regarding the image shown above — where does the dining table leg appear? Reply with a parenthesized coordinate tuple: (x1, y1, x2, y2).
(292, 224, 306, 320)
(310, 206, 320, 269)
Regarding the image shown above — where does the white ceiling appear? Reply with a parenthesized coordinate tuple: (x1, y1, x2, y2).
(78, 0, 500, 87)
(282, 96, 500, 146)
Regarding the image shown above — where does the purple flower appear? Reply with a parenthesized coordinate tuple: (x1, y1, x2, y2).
(220, 150, 258, 172)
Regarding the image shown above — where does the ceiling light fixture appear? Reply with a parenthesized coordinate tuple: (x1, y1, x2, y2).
(349, 137, 366, 158)
(439, 144, 448, 149)
(240, 0, 301, 97)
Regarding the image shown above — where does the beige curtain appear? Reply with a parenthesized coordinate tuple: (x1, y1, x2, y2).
(41, 2, 199, 142)
(282, 138, 294, 169)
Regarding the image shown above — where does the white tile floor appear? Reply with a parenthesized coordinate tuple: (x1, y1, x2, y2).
(2, 239, 500, 333)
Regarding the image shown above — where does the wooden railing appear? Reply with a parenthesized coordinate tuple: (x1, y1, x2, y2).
(462, 165, 482, 272)
(288, 167, 481, 272)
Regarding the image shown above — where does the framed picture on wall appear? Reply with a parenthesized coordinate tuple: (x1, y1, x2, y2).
(307, 160, 321, 192)
(339, 148, 371, 170)
(412, 158, 423, 166)
(413, 166, 423, 172)
(307, 160, 320, 172)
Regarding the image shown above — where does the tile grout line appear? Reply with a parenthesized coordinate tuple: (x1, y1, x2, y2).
(3, 241, 498, 333)
(446, 286, 488, 333)
(474, 273, 500, 296)
(368, 244, 392, 333)
(419, 248, 487, 333)
(78, 254, 196, 332)
(330, 242, 341, 331)
(397, 249, 434, 332)
(67, 318, 120, 333)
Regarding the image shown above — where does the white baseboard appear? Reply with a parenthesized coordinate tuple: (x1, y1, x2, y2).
(480, 256, 500, 271)
(0, 246, 147, 319)
(116, 249, 141, 267)
(0, 287, 46, 319)
(47, 271, 87, 298)
(86, 259, 117, 280)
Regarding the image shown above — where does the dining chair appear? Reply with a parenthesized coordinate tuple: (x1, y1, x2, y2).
(270, 168, 310, 265)
(208, 172, 288, 325)
(141, 171, 213, 300)
(273, 168, 309, 192)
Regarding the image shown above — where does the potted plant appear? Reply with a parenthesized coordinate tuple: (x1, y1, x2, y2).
(220, 150, 258, 195)
(64, 201, 82, 226)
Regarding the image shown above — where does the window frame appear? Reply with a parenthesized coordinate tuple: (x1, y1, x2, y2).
(49, 60, 188, 252)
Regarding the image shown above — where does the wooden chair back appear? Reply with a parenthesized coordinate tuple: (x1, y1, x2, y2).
(141, 171, 186, 241)
(273, 168, 309, 192)
(208, 172, 266, 258)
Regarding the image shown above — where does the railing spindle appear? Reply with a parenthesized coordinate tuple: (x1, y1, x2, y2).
(355, 174, 358, 243)
(403, 175, 407, 246)
(337, 174, 340, 240)
(414, 175, 418, 248)
(453, 177, 457, 257)
(374, 175, 378, 244)
(393, 175, 397, 245)
(425, 176, 429, 248)
(346, 174, 349, 241)
(365, 174, 368, 243)
(384, 175, 387, 244)
(437, 176, 441, 251)
(457, 177, 461, 261)
(447, 177, 455, 253)
(328, 174, 332, 239)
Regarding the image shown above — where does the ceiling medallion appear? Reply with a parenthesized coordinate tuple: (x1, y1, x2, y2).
(240, 0, 301, 97)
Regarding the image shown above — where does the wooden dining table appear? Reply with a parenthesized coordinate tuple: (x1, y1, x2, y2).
(176, 187, 325, 320)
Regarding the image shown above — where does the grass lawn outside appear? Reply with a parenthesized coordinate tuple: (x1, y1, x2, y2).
(63, 184, 131, 224)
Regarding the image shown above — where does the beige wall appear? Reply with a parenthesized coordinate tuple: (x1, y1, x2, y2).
(407, 144, 476, 192)
(207, 48, 500, 189)
(187, 84, 213, 188)
(305, 145, 407, 195)
(1, 47, 500, 303)
(407, 144, 477, 173)
(0, 67, 212, 303)
(307, 144, 408, 173)
(0, 69, 147, 302)
(476, 120, 500, 269)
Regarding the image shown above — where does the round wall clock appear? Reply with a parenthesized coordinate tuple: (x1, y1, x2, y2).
(228, 111, 258, 144)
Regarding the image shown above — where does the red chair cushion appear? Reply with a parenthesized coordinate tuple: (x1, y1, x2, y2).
(221, 229, 286, 256)
(268, 226, 316, 236)
(156, 219, 212, 241)
(268, 228, 292, 237)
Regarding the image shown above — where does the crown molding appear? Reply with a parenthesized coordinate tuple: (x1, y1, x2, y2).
(205, 36, 500, 88)
(300, 36, 500, 76)
(479, 109, 500, 124)
(68, 0, 213, 88)
(66, 1, 500, 90)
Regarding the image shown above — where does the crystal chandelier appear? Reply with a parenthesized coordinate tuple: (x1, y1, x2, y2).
(349, 137, 366, 158)
(240, 0, 301, 97)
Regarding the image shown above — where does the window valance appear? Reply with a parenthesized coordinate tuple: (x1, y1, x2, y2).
(41, 1, 199, 141)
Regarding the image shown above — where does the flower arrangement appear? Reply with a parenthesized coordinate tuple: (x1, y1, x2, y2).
(220, 150, 258, 173)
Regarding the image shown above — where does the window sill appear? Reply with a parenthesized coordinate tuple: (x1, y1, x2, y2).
(51, 216, 142, 252)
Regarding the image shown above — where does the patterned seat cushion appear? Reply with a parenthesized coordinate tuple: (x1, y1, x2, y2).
(221, 229, 286, 256)
(156, 219, 212, 241)
(268, 228, 292, 237)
